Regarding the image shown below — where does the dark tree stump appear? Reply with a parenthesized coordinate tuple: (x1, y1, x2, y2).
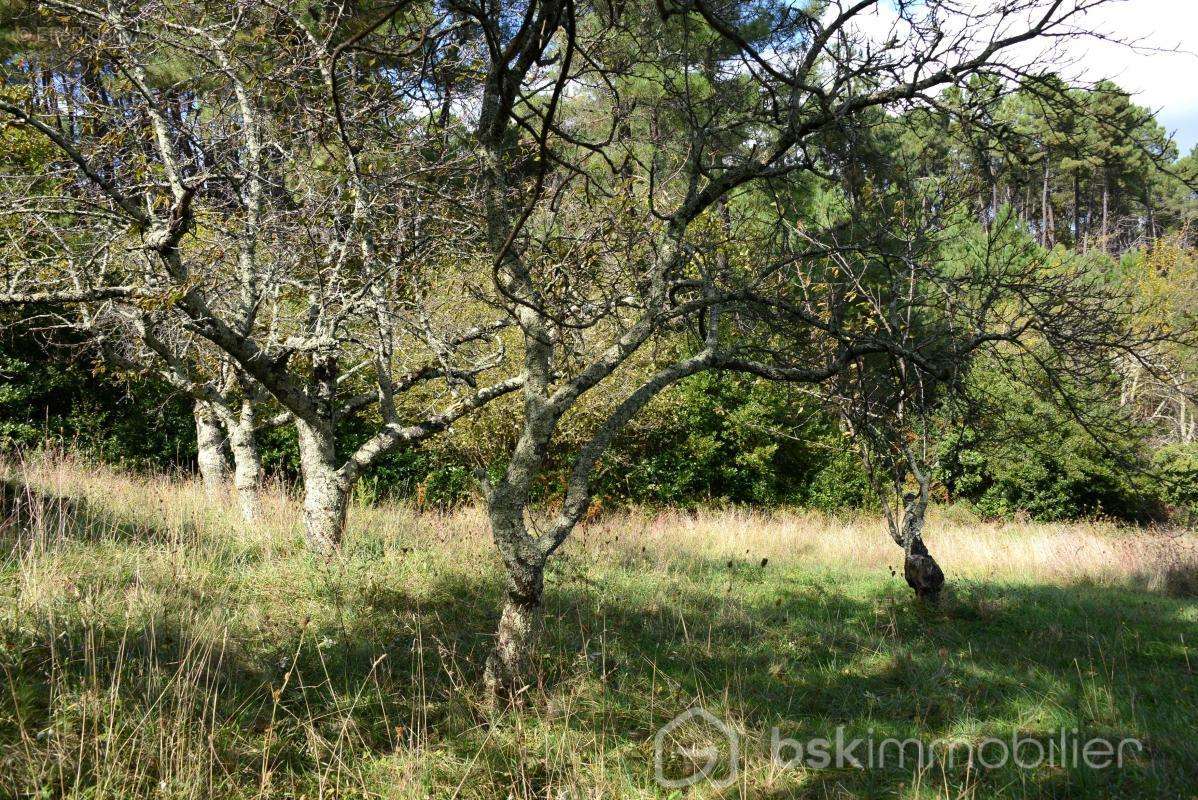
(903, 535, 945, 602)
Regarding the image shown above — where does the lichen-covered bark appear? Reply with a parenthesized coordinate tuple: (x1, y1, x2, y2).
(483, 580, 544, 700)
(194, 400, 228, 495)
(296, 419, 348, 551)
(483, 485, 549, 698)
(226, 411, 262, 522)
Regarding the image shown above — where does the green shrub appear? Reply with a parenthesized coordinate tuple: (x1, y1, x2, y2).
(936, 373, 1155, 522)
(1153, 444, 1198, 522)
(0, 318, 194, 471)
(590, 372, 873, 507)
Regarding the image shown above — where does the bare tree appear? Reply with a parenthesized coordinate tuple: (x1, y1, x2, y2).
(440, 0, 1174, 695)
(84, 310, 281, 520)
(0, 0, 520, 545)
(833, 348, 948, 603)
(1, 0, 1177, 698)
(0, 2, 280, 518)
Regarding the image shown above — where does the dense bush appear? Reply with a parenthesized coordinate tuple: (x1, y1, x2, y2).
(0, 316, 195, 471)
(935, 366, 1156, 522)
(1153, 444, 1198, 522)
(587, 373, 875, 508)
(275, 372, 878, 510)
(0, 310, 1190, 523)
(937, 426, 1152, 522)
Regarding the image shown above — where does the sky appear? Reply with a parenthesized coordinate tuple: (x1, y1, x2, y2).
(837, 0, 1198, 158)
(1076, 0, 1198, 155)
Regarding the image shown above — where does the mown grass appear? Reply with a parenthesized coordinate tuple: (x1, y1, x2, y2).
(0, 452, 1195, 799)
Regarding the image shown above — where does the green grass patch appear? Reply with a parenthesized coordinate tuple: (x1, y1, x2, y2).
(0, 479, 1195, 798)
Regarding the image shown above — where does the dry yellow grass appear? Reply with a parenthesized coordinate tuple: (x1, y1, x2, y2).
(2, 451, 1196, 799)
(5, 449, 1192, 593)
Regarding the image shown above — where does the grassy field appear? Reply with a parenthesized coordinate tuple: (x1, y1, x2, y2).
(1, 453, 1195, 799)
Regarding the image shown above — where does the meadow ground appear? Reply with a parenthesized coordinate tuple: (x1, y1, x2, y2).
(0, 452, 1195, 799)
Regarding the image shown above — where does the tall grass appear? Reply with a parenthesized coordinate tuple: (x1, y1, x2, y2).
(7, 449, 1194, 587)
(1, 451, 1195, 798)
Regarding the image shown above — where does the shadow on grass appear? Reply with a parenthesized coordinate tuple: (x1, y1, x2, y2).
(1, 482, 1195, 798)
(1, 476, 207, 549)
(536, 556, 1197, 799)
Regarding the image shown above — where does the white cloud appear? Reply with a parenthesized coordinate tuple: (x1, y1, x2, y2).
(1069, 0, 1198, 153)
(824, 0, 1198, 154)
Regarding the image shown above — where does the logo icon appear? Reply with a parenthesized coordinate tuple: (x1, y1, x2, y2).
(654, 707, 739, 789)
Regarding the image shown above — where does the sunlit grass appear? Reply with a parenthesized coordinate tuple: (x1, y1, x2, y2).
(1, 451, 1195, 798)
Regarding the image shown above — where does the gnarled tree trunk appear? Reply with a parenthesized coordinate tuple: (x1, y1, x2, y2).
(903, 533, 945, 602)
(296, 419, 348, 551)
(895, 490, 945, 603)
(226, 409, 263, 522)
(194, 400, 229, 495)
(484, 578, 544, 699)
(483, 505, 547, 700)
